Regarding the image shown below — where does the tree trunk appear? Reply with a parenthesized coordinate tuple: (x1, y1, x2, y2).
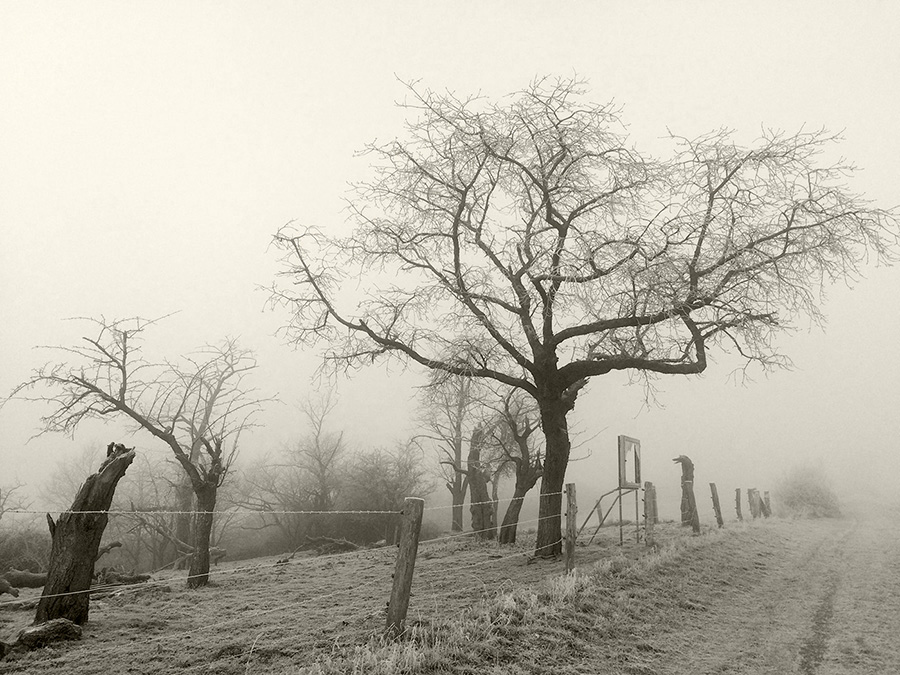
(174, 478, 194, 570)
(448, 472, 467, 533)
(535, 400, 571, 557)
(467, 427, 495, 540)
(35, 444, 135, 625)
(186, 484, 216, 589)
(451, 500, 464, 532)
(498, 488, 527, 544)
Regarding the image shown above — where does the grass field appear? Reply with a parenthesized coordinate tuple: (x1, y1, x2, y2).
(2, 509, 897, 674)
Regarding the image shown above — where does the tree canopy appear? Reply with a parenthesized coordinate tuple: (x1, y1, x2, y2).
(271, 77, 898, 554)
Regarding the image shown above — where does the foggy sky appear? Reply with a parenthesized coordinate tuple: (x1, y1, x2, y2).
(2, 2, 899, 518)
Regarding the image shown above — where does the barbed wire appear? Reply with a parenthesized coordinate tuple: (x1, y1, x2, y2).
(4, 490, 564, 517)
(0, 510, 566, 607)
(3, 507, 401, 517)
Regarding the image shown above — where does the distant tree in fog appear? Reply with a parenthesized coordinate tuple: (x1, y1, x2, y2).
(233, 390, 347, 547)
(271, 77, 899, 556)
(416, 373, 481, 532)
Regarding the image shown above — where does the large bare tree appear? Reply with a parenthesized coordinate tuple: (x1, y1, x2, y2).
(10, 317, 263, 586)
(270, 77, 898, 556)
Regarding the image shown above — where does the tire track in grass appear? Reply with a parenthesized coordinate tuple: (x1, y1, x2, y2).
(797, 573, 840, 674)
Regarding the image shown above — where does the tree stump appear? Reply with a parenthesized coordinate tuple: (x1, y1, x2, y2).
(35, 443, 135, 626)
(673, 455, 700, 533)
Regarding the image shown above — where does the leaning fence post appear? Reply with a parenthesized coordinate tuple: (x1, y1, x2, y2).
(385, 497, 425, 637)
(735, 488, 743, 521)
(564, 483, 577, 574)
(644, 481, 656, 546)
(709, 483, 724, 528)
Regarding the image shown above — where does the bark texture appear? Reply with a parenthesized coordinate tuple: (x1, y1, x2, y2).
(35, 443, 135, 625)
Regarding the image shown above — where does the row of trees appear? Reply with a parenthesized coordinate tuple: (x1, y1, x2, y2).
(6, 75, 898, 586)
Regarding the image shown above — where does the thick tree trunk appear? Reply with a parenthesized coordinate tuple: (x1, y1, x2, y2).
(186, 485, 216, 588)
(451, 500, 464, 532)
(467, 427, 495, 540)
(35, 443, 135, 625)
(448, 472, 468, 533)
(174, 478, 194, 570)
(469, 471, 495, 539)
(535, 400, 571, 557)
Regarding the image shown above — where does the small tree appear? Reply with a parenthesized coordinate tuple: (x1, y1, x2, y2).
(232, 391, 347, 547)
(10, 317, 264, 587)
(0, 481, 29, 524)
(486, 390, 543, 544)
(343, 442, 434, 543)
(271, 77, 897, 556)
(416, 374, 482, 532)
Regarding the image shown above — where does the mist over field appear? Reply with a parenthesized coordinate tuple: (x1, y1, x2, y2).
(1, 2, 898, 532)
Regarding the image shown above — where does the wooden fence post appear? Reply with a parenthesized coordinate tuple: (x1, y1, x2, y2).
(749, 488, 764, 519)
(709, 483, 724, 528)
(763, 491, 772, 517)
(685, 481, 701, 533)
(644, 481, 656, 546)
(564, 483, 577, 574)
(735, 488, 743, 521)
(385, 497, 425, 637)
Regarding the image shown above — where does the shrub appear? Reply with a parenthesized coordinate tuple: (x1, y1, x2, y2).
(773, 464, 841, 518)
(0, 523, 51, 572)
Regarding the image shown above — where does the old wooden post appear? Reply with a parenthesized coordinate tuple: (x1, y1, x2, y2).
(385, 497, 425, 637)
(763, 491, 772, 517)
(748, 489, 761, 519)
(709, 483, 724, 528)
(644, 481, 656, 547)
(564, 483, 577, 574)
(685, 481, 701, 533)
(673, 456, 700, 533)
(735, 488, 743, 521)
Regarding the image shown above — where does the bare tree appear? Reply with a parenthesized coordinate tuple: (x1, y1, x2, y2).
(270, 77, 898, 556)
(416, 374, 481, 531)
(343, 441, 434, 543)
(9, 317, 264, 586)
(232, 390, 347, 547)
(485, 390, 543, 544)
(294, 390, 346, 511)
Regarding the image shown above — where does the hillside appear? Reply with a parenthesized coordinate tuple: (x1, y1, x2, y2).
(2, 509, 898, 674)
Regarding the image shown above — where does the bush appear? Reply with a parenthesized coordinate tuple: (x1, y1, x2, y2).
(0, 523, 51, 572)
(773, 464, 841, 518)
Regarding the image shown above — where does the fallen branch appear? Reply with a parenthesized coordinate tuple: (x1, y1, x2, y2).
(3, 570, 47, 589)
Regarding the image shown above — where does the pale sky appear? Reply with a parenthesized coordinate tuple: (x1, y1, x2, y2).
(2, 2, 899, 517)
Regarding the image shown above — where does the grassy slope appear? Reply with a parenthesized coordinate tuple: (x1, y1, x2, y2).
(3, 515, 885, 675)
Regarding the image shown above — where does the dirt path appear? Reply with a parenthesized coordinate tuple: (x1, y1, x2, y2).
(631, 507, 900, 675)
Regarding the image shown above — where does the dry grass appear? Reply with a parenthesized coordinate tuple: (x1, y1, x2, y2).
(0, 518, 834, 674)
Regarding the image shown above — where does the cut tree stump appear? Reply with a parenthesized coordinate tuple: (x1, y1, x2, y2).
(1, 618, 83, 660)
(35, 443, 135, 626)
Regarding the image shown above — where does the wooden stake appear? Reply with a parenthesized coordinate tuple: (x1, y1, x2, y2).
(385, 497, 425, 637)
(644, 481, 656, 547)
(763, 491, 772, 517)
(685, 481, 701, 533)
(709, 483, 724, 528)
(735, 488, 743, 521)
(564, 483, 577, 574)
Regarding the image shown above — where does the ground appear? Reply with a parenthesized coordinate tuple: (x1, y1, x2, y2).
(1, 504, 897, 674)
